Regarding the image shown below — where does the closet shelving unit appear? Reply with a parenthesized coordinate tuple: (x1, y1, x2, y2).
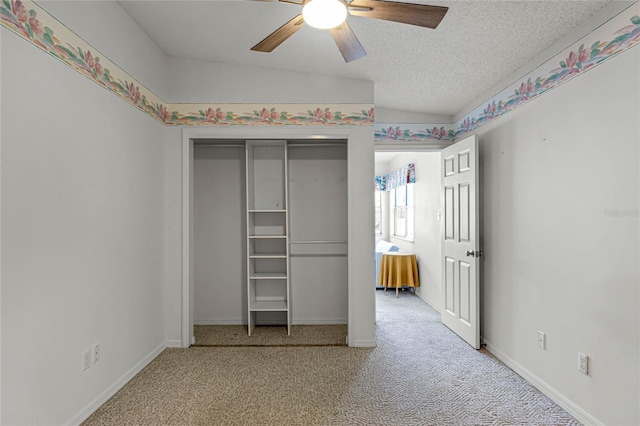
(246, 140, 290, 335)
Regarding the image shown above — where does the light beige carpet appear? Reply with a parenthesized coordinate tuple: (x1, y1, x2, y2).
(193, 324, 347, 346)
(83, 291, 580, 425)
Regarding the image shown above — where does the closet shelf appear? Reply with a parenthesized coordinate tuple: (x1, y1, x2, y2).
(246, 140, 290, 336)
(250, 300, 288, 311)
(249, 272, 287, 280)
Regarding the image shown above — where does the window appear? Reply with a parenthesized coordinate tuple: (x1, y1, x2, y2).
(392, 184, 414, 241)
(374, 190, 382, 235)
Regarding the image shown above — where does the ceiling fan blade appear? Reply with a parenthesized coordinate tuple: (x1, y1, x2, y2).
(329, 21, 367, 63)
(348, 0, 448, 29)
(251, 14, 305, 52)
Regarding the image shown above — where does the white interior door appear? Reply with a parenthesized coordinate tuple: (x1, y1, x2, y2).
(441, 135, 480, 349)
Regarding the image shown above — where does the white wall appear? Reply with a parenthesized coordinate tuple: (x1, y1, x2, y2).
(409, 153, 442, 311)
(167, 56, 373, 104)
(40, 1, 169, 99)
(346, 126, 376, 346)
(1, 30, 166, 426)
(376, 153, 442, 310)
(477, 48, 639, 425)
(375, 107, 451, 124)
(163, 127, 183, 346)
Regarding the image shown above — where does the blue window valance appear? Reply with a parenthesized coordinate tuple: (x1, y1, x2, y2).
(375, 163, 415, 191)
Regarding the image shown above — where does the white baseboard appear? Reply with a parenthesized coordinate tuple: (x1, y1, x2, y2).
(293, 319, 348, 325)
(483, 339, 602, 426)
(67, 342, 166, 426)
(351, 339, 376, 347)
(165, 339, 183, 348)
(415, 293, 440, 313)
(194, 319, 243, 325)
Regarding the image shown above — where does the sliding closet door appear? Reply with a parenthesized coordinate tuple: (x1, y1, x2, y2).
(193, 145, 246, 325)
(288, 142, 348, 324)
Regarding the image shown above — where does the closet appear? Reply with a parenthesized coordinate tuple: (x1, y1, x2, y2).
(193, 139, 348, 335)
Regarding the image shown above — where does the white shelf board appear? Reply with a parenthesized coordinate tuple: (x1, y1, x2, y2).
(249, 255, 287, 259)
(250, 300, 288, 311)
(248, 209, 287, 213)
(249, 235, 287, 239)
(249, 273, 287, 280)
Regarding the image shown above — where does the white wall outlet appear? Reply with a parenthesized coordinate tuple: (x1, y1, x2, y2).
(537, 331, 546, 350)
(578, 352, 589, 375)
(82, 349, 91, 371)
(92, 343, 100, 364)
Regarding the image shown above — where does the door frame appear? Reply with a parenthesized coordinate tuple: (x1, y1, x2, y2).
(374, 140, 481, 336)
(180, 126, 375, 348)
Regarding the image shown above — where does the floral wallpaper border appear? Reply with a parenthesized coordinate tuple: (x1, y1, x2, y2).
(1, 1, 637, 135)
(0, 0, 374, 126)
(375, 123, 456, 143)
(375, 5, 640, 143)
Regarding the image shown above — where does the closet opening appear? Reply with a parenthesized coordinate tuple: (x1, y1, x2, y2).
(191, 138, 348, 344)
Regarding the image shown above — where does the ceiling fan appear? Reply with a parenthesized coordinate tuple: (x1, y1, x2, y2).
(251, 0, 448, 62)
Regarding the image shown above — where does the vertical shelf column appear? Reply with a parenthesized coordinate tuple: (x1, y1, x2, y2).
(246, 141, 290, 335)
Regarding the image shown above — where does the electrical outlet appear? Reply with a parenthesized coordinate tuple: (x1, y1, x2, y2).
(537, 331, 546, 350)
(93, 343, 100, 364)
(578, 352, 589, 375)
(82, 349, 91, 371)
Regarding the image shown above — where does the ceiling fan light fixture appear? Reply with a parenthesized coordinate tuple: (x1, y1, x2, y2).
(302, 0, 348, 29)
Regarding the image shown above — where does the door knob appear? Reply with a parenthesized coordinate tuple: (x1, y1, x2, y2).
(466, 250, 475, 257)
(465, 250, 483, 258)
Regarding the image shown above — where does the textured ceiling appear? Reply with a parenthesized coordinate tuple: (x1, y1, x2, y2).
(119, 0, 612, 116)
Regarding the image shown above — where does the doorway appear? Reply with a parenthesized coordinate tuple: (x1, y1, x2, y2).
(374, 150, 443, 321)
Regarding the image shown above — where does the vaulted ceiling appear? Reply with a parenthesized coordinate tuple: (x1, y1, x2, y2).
(119, 0, 613, 116)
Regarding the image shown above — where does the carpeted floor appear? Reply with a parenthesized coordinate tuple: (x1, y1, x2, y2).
(193, 324, 347, 346)
(83, 290, 580, 425)
(376, 288, 440, 323)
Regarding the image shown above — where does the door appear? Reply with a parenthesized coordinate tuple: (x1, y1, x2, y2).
(441, 135, 480, 349)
